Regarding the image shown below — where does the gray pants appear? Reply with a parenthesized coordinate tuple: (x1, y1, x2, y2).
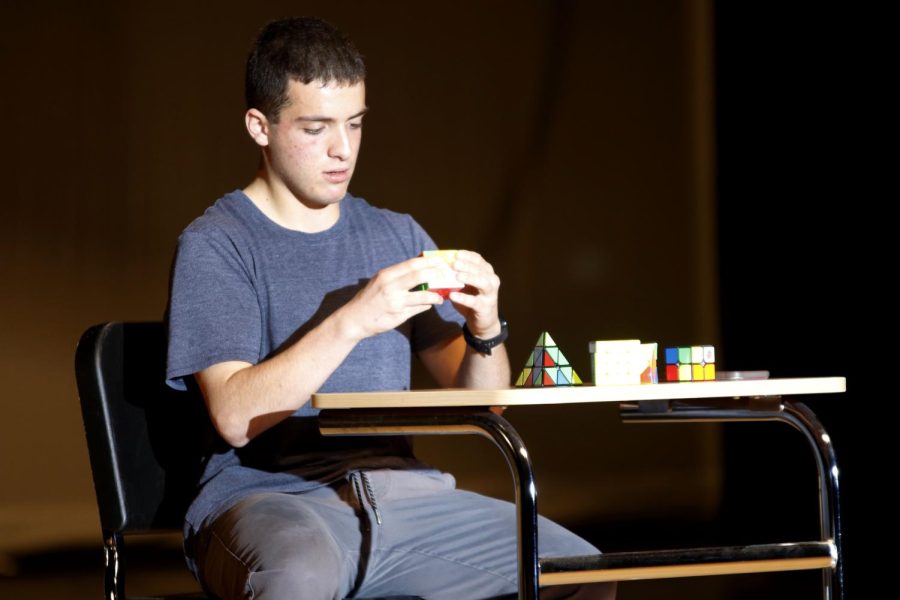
(193, 469, 616, 599)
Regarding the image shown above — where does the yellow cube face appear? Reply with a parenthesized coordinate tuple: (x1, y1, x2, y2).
(704, 363, 716, 380)
(692, 364, 704, 381)
(422, 249, 458, 263)
(679, 365, 693, 381)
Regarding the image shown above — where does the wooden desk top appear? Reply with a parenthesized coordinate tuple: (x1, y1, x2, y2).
(312, 377, 846, 409)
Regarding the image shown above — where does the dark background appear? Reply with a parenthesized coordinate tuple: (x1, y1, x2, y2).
(1, 1, 872, 597)
(716, 3, 872, 597)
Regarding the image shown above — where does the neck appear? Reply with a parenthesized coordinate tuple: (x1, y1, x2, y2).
(243, 173, 341, 233)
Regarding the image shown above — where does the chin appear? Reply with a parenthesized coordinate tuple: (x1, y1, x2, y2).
(297, 186, 348, 208)
(318, 191, 347, 206)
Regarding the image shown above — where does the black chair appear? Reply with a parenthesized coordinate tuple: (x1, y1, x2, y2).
(76, 322, 423, 600)
(76, 321, 212, 600)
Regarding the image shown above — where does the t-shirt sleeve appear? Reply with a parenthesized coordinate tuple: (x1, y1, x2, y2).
(166, 230, 262, 390)
(406, 218, 465, 353)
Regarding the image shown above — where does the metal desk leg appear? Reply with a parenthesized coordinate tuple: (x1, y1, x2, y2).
(780, 400, 843, 600)
(620, 399, 842, 600)
(318, 409, 539, 600)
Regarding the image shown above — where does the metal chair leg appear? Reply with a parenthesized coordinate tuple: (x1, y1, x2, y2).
(103, 530, 125, 600)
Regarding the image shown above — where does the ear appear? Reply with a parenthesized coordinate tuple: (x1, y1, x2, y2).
(245, 108, 270, 147)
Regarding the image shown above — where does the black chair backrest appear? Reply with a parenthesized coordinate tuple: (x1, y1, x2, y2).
(75, 321, 213, 534)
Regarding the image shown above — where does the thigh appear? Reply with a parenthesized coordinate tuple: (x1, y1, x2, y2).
(194, 491, 361, 600)
(358, 472, 605, 599)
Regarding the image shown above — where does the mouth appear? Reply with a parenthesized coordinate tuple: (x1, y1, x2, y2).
(323, 169, 350, 184)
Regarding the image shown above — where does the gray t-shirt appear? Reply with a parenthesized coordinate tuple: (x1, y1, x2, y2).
(166, 190, 464, 540)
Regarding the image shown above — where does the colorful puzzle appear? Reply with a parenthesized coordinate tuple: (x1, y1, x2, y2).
(662, 345, 716, 381)
(589, 340, 658, 385)
(415, 250, 463, 298)
(515, 331, 583, 387)
(639, 343, 658, 384)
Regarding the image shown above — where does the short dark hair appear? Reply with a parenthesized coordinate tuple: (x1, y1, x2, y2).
(245, 17, 366, 121)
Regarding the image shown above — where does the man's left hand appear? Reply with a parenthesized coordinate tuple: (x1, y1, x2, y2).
(447, 250, 502, 338)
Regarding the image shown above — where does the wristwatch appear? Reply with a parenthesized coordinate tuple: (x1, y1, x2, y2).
(462, 317, 509, 355)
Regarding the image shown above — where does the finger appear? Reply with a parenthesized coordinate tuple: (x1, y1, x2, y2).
(393, 254, 460, 291)
(396, 265, 459, 294)
(447, 289, 478, 310)
(370, 263, 449, 295)
(452, 252, 496, 283)
(453, 249, 485, 267)
(406, 289, 445, 306)
(455, 270, 500, 296)
(380, 255, 448, 283)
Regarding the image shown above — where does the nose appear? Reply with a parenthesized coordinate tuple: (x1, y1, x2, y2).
(328, 126, 352, 161)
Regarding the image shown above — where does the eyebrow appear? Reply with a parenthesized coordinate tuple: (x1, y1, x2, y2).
(295, 107, 369, 123)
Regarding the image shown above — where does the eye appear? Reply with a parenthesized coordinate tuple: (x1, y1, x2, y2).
(349, 121, 363, 130)
(304, 127, 324, 135)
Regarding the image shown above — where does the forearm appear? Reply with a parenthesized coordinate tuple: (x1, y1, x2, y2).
(199, 306, 361, 447)
(454, 343, 511, 389)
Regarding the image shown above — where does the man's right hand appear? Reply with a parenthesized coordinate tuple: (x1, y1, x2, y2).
(337, 255, 451, 341)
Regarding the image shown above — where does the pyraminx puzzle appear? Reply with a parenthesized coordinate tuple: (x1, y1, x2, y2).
(515, 331, 583, 387)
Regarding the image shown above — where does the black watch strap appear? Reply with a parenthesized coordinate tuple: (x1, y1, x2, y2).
(462, 317, 508, 355)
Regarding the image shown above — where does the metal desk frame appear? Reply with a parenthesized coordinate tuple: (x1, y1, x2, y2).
(315, 378, 843, 599)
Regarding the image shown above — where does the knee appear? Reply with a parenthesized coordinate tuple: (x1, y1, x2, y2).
(246, 528, 347, 598)
(199, 515, 348, 599)
(204, 538, 347, 600)
(247, 558, 345, 600)
(278, 541, 344, 575)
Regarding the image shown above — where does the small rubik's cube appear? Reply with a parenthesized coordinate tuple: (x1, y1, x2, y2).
(414, 250, 463, 298)
(662, 346, 716, 381)
(515, 331, 583, 387)
(589, 340, 658, 385)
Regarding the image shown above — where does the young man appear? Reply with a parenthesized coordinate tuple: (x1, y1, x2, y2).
(167, 17, 614, 599)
